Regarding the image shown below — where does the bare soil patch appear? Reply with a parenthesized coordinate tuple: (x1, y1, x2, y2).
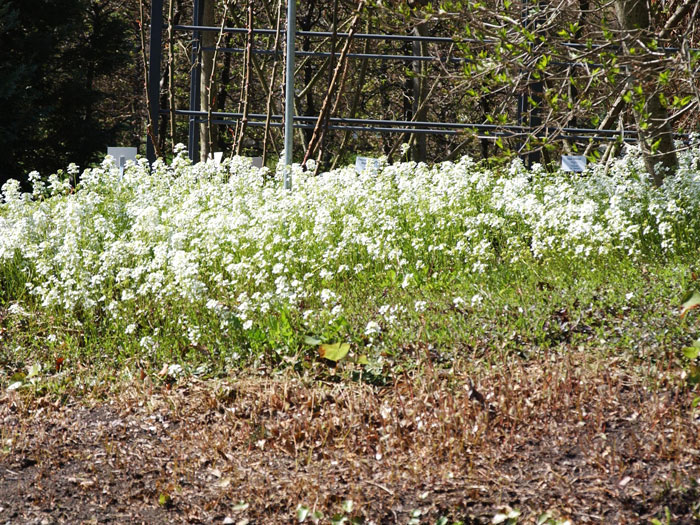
(1, 352, 699, 524)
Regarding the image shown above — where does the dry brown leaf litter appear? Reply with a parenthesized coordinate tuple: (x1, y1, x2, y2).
(1, 352, 698, 524)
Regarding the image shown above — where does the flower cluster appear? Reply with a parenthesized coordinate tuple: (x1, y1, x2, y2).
(1, 144, 699, 350)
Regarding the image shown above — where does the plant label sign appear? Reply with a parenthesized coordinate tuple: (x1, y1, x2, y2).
(355, 156, 381, 174)
(108, 147, 137, 178)
(250, 157, 263, 168)
(107, 147, 137, 165)
(561, 155, 587, 172)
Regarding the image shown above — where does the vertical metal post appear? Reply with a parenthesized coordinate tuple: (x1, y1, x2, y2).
(147, 0, 164, 164)
(283, 0, 296, 189)
(188, 0, 203, 162)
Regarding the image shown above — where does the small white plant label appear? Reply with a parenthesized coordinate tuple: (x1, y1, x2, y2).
(213, 152, 224, 164)
(250, 156, 263, 168)
(108, 147, 137, 178)
(561, 155, 587, 172)
(107, 147, 137, 165)
(355, 156, 381, 174)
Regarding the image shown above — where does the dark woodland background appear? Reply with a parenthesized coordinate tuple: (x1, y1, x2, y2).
(1, 0, 698, 186)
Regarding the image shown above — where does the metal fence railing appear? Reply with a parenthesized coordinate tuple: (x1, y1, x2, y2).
(147, 0, 694, 181)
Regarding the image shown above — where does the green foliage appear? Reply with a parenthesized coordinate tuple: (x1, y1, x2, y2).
(680, 287, 700, 392)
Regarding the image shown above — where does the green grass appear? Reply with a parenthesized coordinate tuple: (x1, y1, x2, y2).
(1, 252, 695, 398)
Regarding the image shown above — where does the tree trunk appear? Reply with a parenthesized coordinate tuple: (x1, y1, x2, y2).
(299, 1, 317, 147)
(411, 22, 428, 163)
(199, 0, 216, 161)
(614, 0, 677, 186)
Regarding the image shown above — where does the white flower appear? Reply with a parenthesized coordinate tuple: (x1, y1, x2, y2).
(320, 288, 336, 304)
(187, 326, 201, 345)
(8, 303, 27, 316)
(206, 299, 222, 311)
(365, 321, 381, 336)
(331, 304, 344, 317)
(167, 364, 183, 377)
(1, 144, 699, 357)
(125, 324, 136, 334)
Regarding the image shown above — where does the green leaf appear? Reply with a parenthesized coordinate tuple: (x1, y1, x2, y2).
(304, 336, 322, 346)
(688, 364, 700, 386)
(26, 363, 41, 379)
(297, 505, 310, 522)
(158, 492, 172, 507)
(9, 372, 25, 383)
(356, 355, 369, 365)
(681, 290, 700, 318)
(537, 512, 552, 525)
(684, 346, 700, 360)
(330, 514, 348, 525)
(319, 342, 350, 362)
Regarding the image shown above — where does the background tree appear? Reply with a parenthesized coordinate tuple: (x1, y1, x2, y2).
(0, 0, 137, 187)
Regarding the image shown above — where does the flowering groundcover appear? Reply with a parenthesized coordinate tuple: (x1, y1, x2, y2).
(1, 144, 700, 375)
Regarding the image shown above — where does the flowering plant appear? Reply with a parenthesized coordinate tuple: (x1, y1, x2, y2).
(2, 143, 700, 363)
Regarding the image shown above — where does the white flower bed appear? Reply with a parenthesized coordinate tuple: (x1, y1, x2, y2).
(1, 144, 700, 336)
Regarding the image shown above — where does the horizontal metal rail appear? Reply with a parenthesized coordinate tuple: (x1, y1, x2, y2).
(170, 109, 644, 137)
(200, 44, 612, 69)
(202, 46, 468, 63)
(201, 45, 613, 68)
(175, 24, 697, 53)
(174, 25, 459, 44)
(186, 117, 640, 143)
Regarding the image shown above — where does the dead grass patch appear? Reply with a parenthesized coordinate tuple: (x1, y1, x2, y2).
(1, 351, 699, 523)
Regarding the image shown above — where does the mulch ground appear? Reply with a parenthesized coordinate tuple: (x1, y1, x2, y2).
(1, 352, 699, 524)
